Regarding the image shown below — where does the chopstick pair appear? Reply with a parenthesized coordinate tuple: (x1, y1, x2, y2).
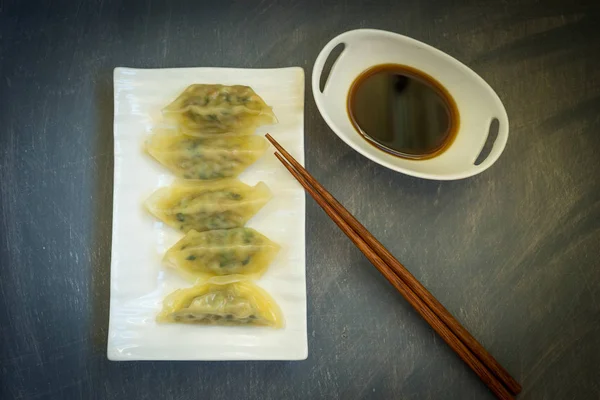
(265, 134, 521, 400)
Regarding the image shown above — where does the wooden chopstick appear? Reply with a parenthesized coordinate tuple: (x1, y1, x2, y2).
(272, 152, 513, 399)
(266, 134, 520, 399)
(266, 134, 521, 395)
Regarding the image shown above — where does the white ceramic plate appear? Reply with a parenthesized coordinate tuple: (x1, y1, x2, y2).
(108, 67, 307, 361)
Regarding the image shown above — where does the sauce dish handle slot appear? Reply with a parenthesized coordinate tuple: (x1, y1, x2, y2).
(312, 36, 348, 100)
(466, 96, 509, 177)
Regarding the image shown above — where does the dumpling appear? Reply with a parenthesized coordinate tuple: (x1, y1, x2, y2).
(157, 275, 284, 328)
(145, 133, 268, 180)
(163, 228, 280, 281)
(145, 179, 272, 233)
(162, 84, 277, 136)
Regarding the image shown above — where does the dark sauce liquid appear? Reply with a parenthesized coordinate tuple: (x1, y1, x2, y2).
(348, 64, 459, 160)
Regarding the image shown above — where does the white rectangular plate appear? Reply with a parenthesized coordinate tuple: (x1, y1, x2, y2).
(108, 67, 306, 360)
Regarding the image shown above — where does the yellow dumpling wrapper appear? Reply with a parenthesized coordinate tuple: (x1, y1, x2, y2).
(163, 228, 280, 281)
(145, 179, 272, 233)
(145, 133, 268, 180)
(162, 84, 277, 136)
(157, 275, 284, 328)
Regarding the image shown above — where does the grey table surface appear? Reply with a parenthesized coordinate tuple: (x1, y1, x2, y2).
(1, 1, 600, 399)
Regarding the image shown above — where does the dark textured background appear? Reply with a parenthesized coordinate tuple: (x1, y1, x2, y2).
(1, 1, 600, 399)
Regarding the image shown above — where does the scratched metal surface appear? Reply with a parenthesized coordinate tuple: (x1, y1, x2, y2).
(1, 1, 600, 399)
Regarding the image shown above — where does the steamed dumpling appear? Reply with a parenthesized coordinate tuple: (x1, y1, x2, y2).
(162, 84, 277, 135)
(163, 228, 280, 281)
(157, 275, 284, 328)
(145, 179, 272, 233)
(145, 133, 268, 180)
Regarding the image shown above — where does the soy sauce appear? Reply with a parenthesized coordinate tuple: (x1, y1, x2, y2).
(347, 64, 459, 159)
